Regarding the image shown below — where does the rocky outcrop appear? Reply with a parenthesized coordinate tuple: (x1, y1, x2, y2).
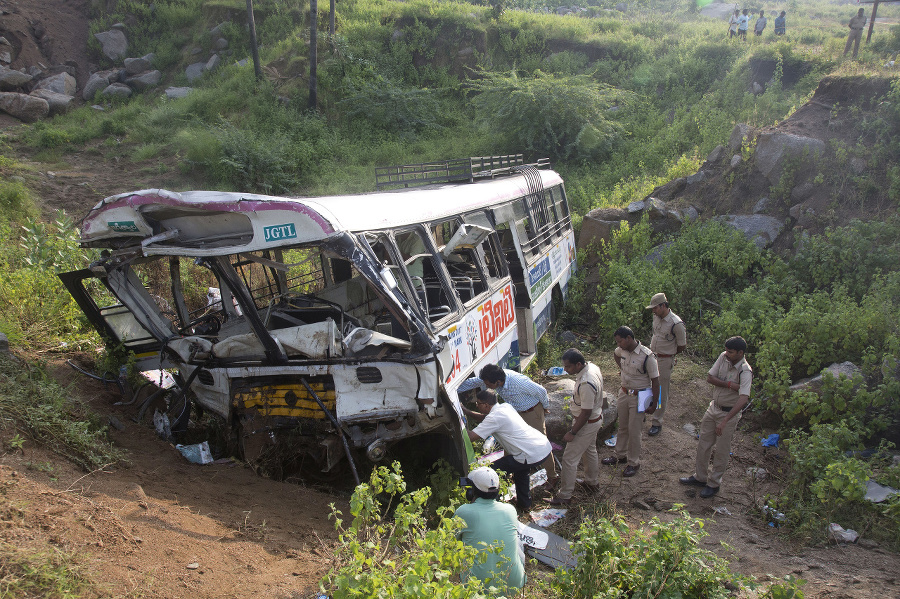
(714, 214, 784, 249)
(0, 92, 50, 122)
(0, 66, 33, 91)
(755, 132, 825, 186)
(101, 83, 133, 98)
(789, 362, 862, 393)
(33, 72, 76, 96)
(94, 29, 128, 61)
(29, 89, 74, 115)
(125, 70, 161, 91)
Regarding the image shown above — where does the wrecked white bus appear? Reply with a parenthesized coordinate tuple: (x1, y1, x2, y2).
(61, 156, 576, 480)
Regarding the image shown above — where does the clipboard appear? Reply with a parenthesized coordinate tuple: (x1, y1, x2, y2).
(637, 388, 654, 412)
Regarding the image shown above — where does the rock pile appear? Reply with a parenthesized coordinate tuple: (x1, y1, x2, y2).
(0, 19, 235, 123)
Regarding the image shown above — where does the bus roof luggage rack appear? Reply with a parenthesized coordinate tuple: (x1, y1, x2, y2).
(375, 155, 550, 190)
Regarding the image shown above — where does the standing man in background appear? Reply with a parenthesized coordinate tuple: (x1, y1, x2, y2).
(754, 10, 767, 36)
(844, 8, 867, 59)
(602, 326, 659, 477)
(774, 11, 786, 35)
(737, 9, 750, 40)
(646, 293, 686, 437)
(680, 336, 752, 498)
(550, 348, 603, 506)
(458, 364, 558, 485)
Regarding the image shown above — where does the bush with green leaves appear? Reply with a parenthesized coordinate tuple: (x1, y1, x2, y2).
(554, 511, 740, 599)
(468, 70, 633, 161)
(325, 462, 492, 598)
(775, 421, 900, 549)
(0, 212, 93, 348)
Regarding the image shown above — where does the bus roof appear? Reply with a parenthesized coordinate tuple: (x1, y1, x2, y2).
(80, 170, 564, 254)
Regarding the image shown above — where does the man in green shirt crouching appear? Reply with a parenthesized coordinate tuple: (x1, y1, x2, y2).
(455, 466, 526, 594)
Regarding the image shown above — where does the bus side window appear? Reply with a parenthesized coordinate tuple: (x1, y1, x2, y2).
(395, 229, 455, 323)
(431, 218, 487, 306)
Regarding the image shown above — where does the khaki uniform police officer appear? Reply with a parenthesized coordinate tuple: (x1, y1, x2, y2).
(602, 326, 660, 477)
(680, 336, 752, 498)
(646, 293, 686, 436)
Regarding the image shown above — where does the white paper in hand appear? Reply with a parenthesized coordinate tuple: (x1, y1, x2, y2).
(637, 388, 654, 412)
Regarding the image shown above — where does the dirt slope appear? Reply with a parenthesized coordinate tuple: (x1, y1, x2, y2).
(2, 353, 899, 599)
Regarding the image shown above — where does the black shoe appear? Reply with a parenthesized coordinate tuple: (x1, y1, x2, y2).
(648, 425, 662, 436)
(602, 456, 626, 466)
(679, 475, 706, 487)
(623, 465, 640, 477)
(700, 485, 720, 498)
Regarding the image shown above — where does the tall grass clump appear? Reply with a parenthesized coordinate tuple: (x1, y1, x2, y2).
(0, 354, 127, 471)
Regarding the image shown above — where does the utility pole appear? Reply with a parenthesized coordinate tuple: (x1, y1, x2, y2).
(330, 0, 335, 36)
(246, 0, 262, 80)
(309, 0, 317, 109)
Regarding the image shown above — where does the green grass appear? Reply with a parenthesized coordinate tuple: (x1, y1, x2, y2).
(0, 355, 127, 472)
(0, 542, 91, 599)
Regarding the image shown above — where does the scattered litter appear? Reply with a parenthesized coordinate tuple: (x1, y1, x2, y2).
(763, 503, 785, 526)
(530, 508, 567, 528)
(828, 523, 859, 544)
(761, 433, 780, 448)
(176, 441, 213, 464)
(682, 423, 697, 438)
(546, 366, 565, 376)
(747, 467, 768, 481)
(517, 522, 550, 549)
(550, 441, 564, 452)
(713, 506, 733, 516)
(186, 562, 199, 570)
(153, 409, 172, 441)
(864, 480, 899, 503)
(482, 435, 497, 452)
(604, 435, 617, 447)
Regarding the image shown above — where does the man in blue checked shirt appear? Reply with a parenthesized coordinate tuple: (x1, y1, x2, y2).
(459, 364, 558, 485)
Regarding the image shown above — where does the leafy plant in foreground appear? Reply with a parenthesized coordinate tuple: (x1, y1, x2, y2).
(555, 511, 739, 598)
(325, 462, 489, 598)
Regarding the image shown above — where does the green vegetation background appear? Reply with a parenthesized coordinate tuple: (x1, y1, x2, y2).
(1, 0, 900, 596)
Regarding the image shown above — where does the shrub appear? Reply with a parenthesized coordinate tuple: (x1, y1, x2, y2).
(468, 70, 633, 161)
(555, 511, 739, 598)
(325, 462, 489, 598)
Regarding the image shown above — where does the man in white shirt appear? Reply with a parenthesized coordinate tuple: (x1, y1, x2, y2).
(468, 390, 552, 510)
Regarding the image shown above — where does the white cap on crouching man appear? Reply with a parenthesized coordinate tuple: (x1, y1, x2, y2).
(468, 466, 500, 492)
(646, 292, 668, 309)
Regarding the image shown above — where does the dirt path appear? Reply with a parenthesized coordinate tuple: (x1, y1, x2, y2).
(2, 353, 898, 598)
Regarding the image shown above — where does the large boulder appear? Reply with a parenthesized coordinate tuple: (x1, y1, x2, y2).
(29, 89, 74, 115)
(33, 72, 76, 96)
(578, 207, 627, 251)
(0, 66, 33, 91)
(789, 362, 862, 393)
(100, 83, 133, 98)
(165, 86, 194, 99)
(123, 54, 154, 75)
(94, 29, 128, 61)
(714, 214, 784, 249)
(755, 132, 825, 185)
(125, 70, 161, 91)
(729, 123, 752, 151)
(83, 71, 115, 100)
(185, 62, 206, 83)
(0, 92, 50, 122)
